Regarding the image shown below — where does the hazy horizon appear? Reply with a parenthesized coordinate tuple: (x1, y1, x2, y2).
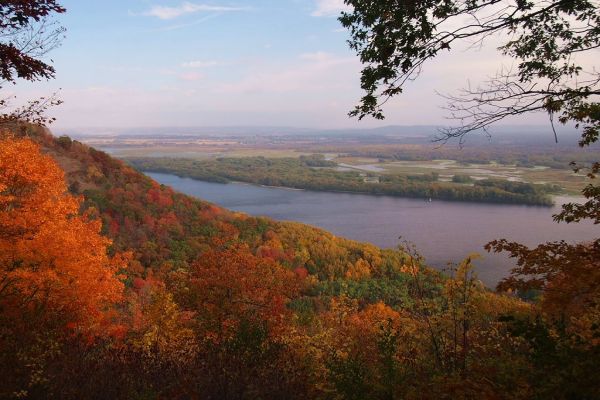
(59, 122, 580, 143)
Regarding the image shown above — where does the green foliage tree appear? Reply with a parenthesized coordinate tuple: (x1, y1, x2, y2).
(340, 0, 599, 142)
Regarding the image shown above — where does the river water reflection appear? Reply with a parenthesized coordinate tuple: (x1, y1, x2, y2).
(148, 172, 597, 287)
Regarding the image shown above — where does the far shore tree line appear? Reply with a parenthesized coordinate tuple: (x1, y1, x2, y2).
(128, 155, 558, 206)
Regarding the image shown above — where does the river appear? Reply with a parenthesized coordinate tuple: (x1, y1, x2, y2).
(148, 172, 597, 287)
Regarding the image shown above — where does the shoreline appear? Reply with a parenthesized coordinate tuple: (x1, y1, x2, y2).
(146, 171, 558, 207)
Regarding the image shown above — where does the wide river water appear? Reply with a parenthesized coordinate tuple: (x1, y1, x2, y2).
(148, 172, 597, 287)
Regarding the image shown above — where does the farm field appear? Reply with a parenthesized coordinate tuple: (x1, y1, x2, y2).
(335, 158, 587, 194)
(82, 134, 591, 196)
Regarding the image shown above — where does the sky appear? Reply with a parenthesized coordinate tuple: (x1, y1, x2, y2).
(8, 0, 553, 131)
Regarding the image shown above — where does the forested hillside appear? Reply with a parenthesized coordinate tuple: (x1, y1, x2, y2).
(34, 128, 405, 283)
(1, 125, 598, 399)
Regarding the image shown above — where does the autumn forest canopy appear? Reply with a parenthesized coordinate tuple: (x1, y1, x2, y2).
(1, 0, 599, 399)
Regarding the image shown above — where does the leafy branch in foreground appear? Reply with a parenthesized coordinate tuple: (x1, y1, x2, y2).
(341, 0, 599, 142)
(0, 0, 66, 128)
(0, 92, 63, 128)
(0, 0, 66, 85)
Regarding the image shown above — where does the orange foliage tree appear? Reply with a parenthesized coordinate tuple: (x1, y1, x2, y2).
(172, 242, 307, 398)
(0, 136, 125, 333)
(0, 135, 127, 397)
(185, 242, 299, 343)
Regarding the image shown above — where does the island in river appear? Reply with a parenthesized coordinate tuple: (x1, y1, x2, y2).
(129, 155, 559, 206)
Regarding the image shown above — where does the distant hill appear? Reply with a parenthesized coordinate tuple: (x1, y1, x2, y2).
(60, 124, 578, 137)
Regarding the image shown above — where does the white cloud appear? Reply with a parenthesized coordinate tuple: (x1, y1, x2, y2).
(181, 60, 219, 68)
(150, 14, 220, 31)
(143, 2, 245, 20)
(311, 0, 352, 17)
